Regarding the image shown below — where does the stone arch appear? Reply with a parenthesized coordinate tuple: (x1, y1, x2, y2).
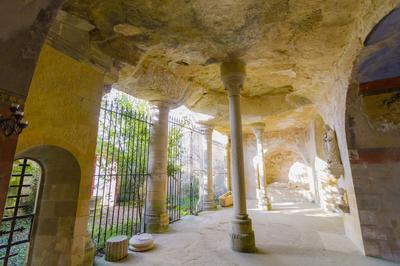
(264, 145, 309, 185)
(15, 145, 81, 266)
(345, 6, 400, 262)
(0, 0, 65, 229)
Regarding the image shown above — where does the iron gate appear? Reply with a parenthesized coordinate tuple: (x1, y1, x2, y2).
(0, 159, 41, 266)
(167, 117, 204, 223)
(88, 99, 151, 251)
(89, 94, 219, 250)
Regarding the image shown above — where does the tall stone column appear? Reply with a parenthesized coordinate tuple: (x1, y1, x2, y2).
(221, 60, 256, 253)
(226, 137, 232, 191)
(202, 126, 217, 210)
(145, 101, 170, 232)
(252, 123, 272, 211)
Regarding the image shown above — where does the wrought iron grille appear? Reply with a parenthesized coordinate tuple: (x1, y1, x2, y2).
(0, 159, 41, 266)
(167, 117, 204, 223)
(88, 100, 151, 252)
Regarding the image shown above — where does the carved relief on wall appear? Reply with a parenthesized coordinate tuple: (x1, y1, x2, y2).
(321, 125, 349, 213)
(323, 125, 344, 179)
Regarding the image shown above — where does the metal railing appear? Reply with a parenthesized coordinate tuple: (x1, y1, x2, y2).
(88, 100, 151, 251)
(167, 117, 204, 223)
(0, 159, 40, 266)
(89, 97, 227, 251)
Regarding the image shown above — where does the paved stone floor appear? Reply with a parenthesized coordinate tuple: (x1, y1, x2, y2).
(96, 184, 397, 266)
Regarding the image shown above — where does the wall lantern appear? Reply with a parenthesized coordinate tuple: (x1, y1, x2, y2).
(0, 104, 28, 137)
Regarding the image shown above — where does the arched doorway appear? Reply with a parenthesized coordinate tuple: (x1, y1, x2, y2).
(0, 158, 42, 266)
(15, 145, 82, 265)
(264, 147, 314, 202)
(346, 7, 400, 261)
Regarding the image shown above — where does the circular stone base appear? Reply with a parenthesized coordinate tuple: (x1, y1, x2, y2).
(230, 216, 256, 253)
(129, 242, 154, 252)
(129, 233, 154, 252)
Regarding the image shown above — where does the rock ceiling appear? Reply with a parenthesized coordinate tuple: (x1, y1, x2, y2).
(59, 0, 393, 132)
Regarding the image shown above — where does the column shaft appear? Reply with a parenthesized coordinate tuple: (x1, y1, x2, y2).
(253, 126, 272, 210)
(145, 101, 170, 232)
(202, 127, 217, 210)
(228, 89, 247, 215)
(226, 138, 232, 191)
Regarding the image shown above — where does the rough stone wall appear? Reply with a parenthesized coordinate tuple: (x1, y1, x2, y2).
(344, 77, 400, 261)
(314, 1, 400, 254)
(312, 116, 342, 212)
(16, 44, 105, 265)
(350, 162, 400, 261)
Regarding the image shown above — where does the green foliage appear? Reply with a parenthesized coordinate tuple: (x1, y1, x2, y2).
(96, 91, 151, 203)
(91, 219, 139, 250)
(1, 159, 41, 266)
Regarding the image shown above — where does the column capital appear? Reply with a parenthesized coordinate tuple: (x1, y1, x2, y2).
(251, 122, 265, 138)
(200, 125, 214, 136)
(220, 60, 246, 96)
(150, 100, 174, 110)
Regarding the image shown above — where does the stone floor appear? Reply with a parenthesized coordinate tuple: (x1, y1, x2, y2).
(96, 184, 397, 266)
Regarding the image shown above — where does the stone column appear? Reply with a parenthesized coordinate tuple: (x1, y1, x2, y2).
(202, 126, 217, 210)
(221, 60, 256, 253)
(226, 137, 232, 191)
(252, 123, 272, 211)
(145, 101, 170, 232)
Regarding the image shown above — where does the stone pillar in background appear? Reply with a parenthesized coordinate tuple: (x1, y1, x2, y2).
(226, 137, 232, 191)
(221, 60, 256, 253)
(145, 101, 170, 232)
(252, 123, 272, 211)
(202, 126, 217, 210)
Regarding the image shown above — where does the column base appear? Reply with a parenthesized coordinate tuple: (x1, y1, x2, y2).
(230, 215, 256, 253)
(258, 197, 272, 211)
(145, 212, 169, 233)
(258, 189, 272, 211)
(83, 235, 96, 265)
(202, 199, 217, 211)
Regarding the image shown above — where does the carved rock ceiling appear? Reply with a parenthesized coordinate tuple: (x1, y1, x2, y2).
(61, 0, 373, 132)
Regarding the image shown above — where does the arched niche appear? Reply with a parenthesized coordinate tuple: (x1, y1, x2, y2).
(264, 146, 314, 202)
(346, 6, 400, 262)
(264, 147, 310, 185)
(15, 145, 81, 266)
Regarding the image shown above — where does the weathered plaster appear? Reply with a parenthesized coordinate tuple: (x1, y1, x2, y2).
(16, 44, 105, 265)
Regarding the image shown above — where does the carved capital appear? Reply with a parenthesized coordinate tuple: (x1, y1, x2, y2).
(220, 60, 246, 96)
(199, 123, 213, 135)
(251, 122, 265, 139)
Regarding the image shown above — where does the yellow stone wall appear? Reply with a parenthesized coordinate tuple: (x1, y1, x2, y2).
(16, 44, 104, 265)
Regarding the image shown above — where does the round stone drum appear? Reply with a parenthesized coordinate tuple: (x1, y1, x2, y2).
(129, 233, 155, 252)
(105, 235, 128, 262)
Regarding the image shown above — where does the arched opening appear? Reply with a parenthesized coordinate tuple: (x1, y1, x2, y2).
(264, 148, 313, 202)
(15, 145, 81, 265)
(0, 158, 42, 266)
(346, 7, 400, 261)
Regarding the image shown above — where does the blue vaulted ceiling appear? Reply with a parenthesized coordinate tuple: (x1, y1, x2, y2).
(358, 7, 400, 83)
